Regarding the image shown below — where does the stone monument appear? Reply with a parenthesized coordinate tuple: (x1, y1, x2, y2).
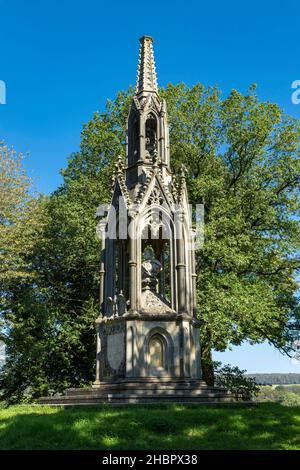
(40, 36, 232, 404)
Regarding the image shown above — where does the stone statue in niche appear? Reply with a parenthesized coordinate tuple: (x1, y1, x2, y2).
(107, 296, 116, 316)
(117, 292, 127, 315)
(145, 116, 157, 157)
(141, 247, 162, 292)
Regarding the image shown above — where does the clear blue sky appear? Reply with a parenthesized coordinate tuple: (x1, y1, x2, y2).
(0, 0, 299, 373)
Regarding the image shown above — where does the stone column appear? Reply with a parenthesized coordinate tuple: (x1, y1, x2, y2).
(159, 247, 165, 297)
(126, 322, 135, 377)
(139, 115, 145, 162)
(98, 221, 106, 314)
(183, 322, 191, 377)
(128, 212, 137, 312)
(191, 230, 197, 318)
(179, 321, 184, 376)
(193, 323, 202, 380)
(93, 321, 101, 386)
(176, 211, 186, 313)
(159, 113, 164, 164)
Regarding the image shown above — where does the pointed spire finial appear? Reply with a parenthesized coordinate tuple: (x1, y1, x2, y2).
(136, 35, 158, 96)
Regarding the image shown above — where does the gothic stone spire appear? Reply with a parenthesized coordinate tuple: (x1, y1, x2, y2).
(136, 35, 158, 97)
(126, 36, 170, 190)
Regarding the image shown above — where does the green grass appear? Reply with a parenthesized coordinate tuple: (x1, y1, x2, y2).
(0, 403, 299, 450)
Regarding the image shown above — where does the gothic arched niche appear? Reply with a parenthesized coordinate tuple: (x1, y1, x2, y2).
(145, 113, 157, 157)
(146, 328, 175, 377)
(141, 221, 172, 304)
(128, 112, 139, 166)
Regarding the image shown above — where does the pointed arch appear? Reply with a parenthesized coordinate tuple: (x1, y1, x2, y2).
(145, 113, 157, 157)
(145, 327, 174, 376)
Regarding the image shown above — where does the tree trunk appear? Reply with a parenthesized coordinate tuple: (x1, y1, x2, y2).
(201, 332, 215, 386)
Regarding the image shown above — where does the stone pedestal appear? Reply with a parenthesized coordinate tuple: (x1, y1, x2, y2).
(40, 311, 234, 405)
(94, 313, 202, 383)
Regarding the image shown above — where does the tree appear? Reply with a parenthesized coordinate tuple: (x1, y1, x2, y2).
(0, 142, 48, 400)
(0, 142, 42, 285)
(0, 141, 44, 337)
(1, 83, 300, 400)
(162, 83, 300, 383)
(214, 362, 259, 401)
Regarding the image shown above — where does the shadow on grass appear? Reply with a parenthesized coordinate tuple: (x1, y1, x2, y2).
(0, 403, 299, 450)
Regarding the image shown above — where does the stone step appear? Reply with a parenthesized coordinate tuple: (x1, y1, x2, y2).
(66, 384, 227, 396)
(40, 389, 233, 406)
(71, 378, 206, 385)
(40, 394, 234, 406)
(65, 388, 229, 398)
(68, 383, 205, 389)
(39, 380, 234, 406)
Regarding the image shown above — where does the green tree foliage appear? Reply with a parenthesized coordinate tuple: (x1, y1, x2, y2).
(214, 362, 259, 400)
(257, 385, 300, 406)
(0, 142, 44, 341)
(0, 142, 43, 285)
(162, 84, 300, 383)
(1, 83, 300, 400)
(0, 143, 47, 400)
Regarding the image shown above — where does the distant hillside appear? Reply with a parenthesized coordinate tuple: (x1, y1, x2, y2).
(246, 373, 300, 385)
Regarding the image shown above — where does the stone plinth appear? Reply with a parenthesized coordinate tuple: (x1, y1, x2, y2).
(39, 378, 234, 405)
(95, 313, 202, 382)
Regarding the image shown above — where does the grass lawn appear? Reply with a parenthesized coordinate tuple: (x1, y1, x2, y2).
(0, 402, 299, 450)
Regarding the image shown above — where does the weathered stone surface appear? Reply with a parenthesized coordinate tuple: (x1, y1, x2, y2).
(39, 379, 235, 405)
(98, 319, 126, 379)
(140, 290, 174, 314)
(107, 332, 124, 370)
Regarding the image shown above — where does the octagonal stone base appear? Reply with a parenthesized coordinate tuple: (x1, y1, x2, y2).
(95, 312, 202, 381)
